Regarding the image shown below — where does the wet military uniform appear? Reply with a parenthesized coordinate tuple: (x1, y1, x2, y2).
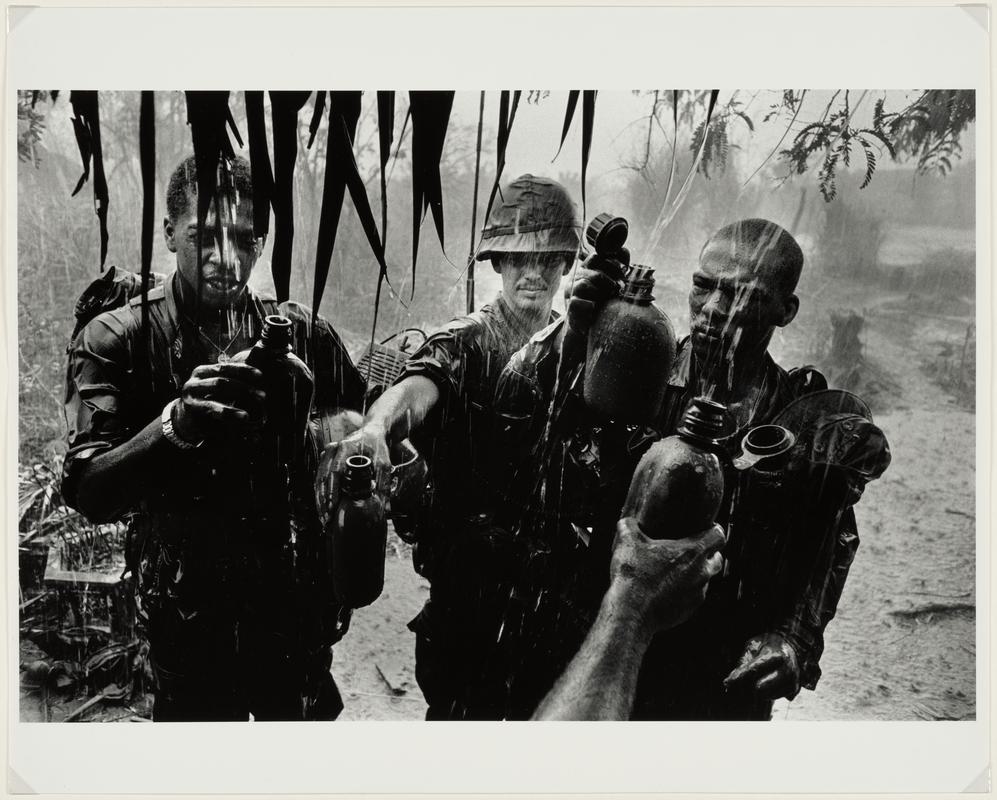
(63, 270, 365, 721)
(491, 326, 890, 720)
(401, 294, 559, 720)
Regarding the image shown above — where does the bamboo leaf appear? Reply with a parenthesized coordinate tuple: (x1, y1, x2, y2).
(185, 91, 236, 309)
(312, 91, 364, 321)
(581, 90, 596, 217)
(245, 91, 274, 238)
(408, 91, 454, 293)
(552, 90, 579, 161)
(69, 91, 110, 269)
(307, 91, 327, 149)
(139, 91, 155, 387)
(482, 90, 522, 232)
(377, 91, 395, 240)
(268, 91, 312, 302)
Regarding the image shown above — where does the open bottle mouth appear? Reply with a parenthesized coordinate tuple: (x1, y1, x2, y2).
(743, 424, 795, 457)
(346, 454, 373, 470)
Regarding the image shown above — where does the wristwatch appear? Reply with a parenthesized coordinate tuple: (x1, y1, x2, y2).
(161, 398, 203, 450)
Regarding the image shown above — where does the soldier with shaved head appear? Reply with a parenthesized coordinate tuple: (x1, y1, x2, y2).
(491, 217, 890, 720)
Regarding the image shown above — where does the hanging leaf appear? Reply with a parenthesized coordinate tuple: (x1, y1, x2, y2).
(69, 91, 110, 269)
(465, 90, 486, 315)
(139, 91, 155, 386)
(552, 90, 579, 161)
(481, 90, 522, 230)
(312, 91, 363, 321)
(184, 91, 236, 227)
(408, 91, 454, 292)
(307, 91, 327, 149)
(268, 91, 312, 302)
(580, 90, 597, 217)
(185, 91, 237, 310)
(376, 91, 395, 240)
(245, 91, 274, 239)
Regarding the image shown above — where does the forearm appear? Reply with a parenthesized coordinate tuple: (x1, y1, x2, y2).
(72, 415, 174, 522)
(363, 375, 440, 445)
(532, 583, 652, 721)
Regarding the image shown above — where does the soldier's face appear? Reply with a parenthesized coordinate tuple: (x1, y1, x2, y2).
(497, 252, 569, 316)
(165, 192, 262, 310)
(689, 242, 796, 363)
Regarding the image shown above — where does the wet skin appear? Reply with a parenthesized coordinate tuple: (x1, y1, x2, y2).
(496, 251, 572, 328)
(164, 194, 263, 312)
(688, 241, 799, 370)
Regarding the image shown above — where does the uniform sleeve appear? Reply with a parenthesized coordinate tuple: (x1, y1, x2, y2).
(394, 318, 485, 430)
(61, 312, 135, 510)
(773, 420, 890, 690)
(281, 302, 366, 414)
(776, 507, 860, 690)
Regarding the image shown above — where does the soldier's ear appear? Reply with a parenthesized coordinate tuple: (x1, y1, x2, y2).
(164, 216, 178, 254)
(778, 294, 800, 327)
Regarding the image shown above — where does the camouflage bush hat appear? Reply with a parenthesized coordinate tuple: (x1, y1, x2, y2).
(475, 174, 582, 261)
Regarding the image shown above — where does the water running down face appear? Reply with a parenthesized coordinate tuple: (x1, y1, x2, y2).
(165, 186, 262, 311)
(689, 225, 801, 370)
(495, 251, 572, 319)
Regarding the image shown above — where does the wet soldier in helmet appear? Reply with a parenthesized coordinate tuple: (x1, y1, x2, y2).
(331, 174, 582, 719)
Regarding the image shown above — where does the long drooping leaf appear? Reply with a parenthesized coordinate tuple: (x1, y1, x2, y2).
(69, 91, 109, 269)
(466, 90, 485, 314)
(580, 90, 597, 217)
(245, 91, 274, 238)
(312, 91, 362, 320)
(268, 91, 312, 302)
(552, 90, 580, 161)
(139, 91, 155, 386)
(307, 90, 327, 149)
(185, 91, 238, 312)
(184, 91, 237, 228)
(482, 89, 522, 231)
(408, 91, 454, 292)
(377, 91, 395, 240)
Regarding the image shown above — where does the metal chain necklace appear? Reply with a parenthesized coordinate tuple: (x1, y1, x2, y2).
(184, 309, 248, 363)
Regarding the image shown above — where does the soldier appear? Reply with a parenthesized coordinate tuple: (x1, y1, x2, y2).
(331, 174, 581, 719)
(62, 154, 366, 720)
(494, 218, 890, 719)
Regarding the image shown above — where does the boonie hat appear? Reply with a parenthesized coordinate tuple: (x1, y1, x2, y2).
(475, 174, 581, 261)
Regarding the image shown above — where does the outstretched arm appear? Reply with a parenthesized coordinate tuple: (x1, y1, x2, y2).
(533, 518, 724, 720)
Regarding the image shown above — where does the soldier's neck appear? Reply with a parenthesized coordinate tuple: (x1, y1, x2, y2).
(176, 277, 250, 334)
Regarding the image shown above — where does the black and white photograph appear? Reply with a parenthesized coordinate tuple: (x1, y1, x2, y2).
(6, 5, 989, 795)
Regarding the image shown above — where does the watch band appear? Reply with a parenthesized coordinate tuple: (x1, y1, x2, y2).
(161, 399, 203, 450)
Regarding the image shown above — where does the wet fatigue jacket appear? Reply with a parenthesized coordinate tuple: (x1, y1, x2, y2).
(398, 293, 557, 720)
(491, 324, 890, 720)
(62, 271, 365, 721)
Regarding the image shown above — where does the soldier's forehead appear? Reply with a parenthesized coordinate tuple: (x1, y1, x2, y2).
(700, 242, 780, 281)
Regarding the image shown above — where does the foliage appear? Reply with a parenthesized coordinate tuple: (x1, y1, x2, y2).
(17, 91, 50, 165)
(777, 90, 974, 201)
(779, 90, 895, 201)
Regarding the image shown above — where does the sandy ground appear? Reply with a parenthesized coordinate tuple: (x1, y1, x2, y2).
(19, 282, 977, 723)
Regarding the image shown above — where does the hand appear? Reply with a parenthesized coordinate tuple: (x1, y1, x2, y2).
(608, 517, 726, 634)
(564, 254, 623, 336)
(723, 631, 801, 701)
(173, 362, 266, 443)
(319, 422, 393, 504)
